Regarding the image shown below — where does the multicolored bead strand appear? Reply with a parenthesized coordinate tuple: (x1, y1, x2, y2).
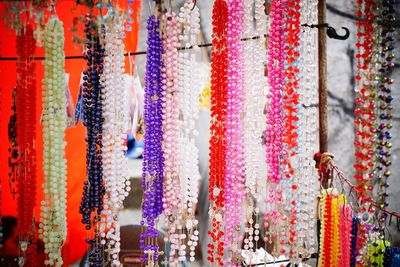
(177, 1, 202, 262)
(208, 0, 228, 264)
(100, 16, 129, 266)
(281, 0, 302, 260)
(243, 0, 267, 255)
(318, 189, 340, 267)
(354, 0, 377, 209)
(15, 24, 37, 255)
(160, 11, 182, 264)
(39, 17, 68, 267)
(375, 0, 395, 235)
(79, 16, 105, 267)
(223, 0, 245, 264)
(264, 0, 285, 256)
(141, 15, 164, 264)
(354, 1, 379, 264)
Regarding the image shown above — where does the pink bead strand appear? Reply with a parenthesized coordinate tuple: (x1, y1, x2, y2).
(224, 0, 245, 264)
(264, 0, 286, 256)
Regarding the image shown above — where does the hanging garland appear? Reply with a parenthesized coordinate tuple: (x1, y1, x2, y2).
(140, 14, 164, 264)
(79, 16, 105, 267)
(100, 16, 129, 266)
(208, 0, 228, 265)
(39, 17, 68, 267)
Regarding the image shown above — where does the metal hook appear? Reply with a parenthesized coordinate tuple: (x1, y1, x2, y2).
(191, 0, 197, 11)
(327, 26, 350, 40)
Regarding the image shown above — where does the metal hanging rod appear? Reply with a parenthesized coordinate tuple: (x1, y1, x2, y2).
(0, 35, 261, 61)
(0, 24, 350, 61)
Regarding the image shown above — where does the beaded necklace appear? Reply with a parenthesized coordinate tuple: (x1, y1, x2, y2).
(208, 0, 228, 265)
(100, 16, 129, 266)
(176, 1, 201, 262)
(318, 189, 340, 267)
(160, 11, 182, 264)
(375, 0, 395, 235)
(281, 0, 302, 260)
(15, 24, 37, 255)
(79, 16, 105, 267)
(243, 0, 267, 256)
(264, 0, 285, 256)
(338, 195, 352, 267)
(350, 217, 359, 267)
(298, 0, 319, 258)
(141, 15, 164, 264)
(384, 246, 400, 266)
(223, 0, 245, 264)
(39, 17, 67, 267)
(354, 1, 381, 265)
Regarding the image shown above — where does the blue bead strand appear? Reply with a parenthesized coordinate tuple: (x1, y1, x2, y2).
(79, 16, 106, 267)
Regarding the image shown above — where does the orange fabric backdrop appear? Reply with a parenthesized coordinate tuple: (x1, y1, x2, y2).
(0, 1, 141, 264)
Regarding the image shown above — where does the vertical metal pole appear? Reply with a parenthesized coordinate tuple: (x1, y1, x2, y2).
(318, 0, 328, 154)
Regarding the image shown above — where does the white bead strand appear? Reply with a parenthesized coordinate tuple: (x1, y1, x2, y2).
(243, 0, 268, 254)
(298, 0, 319, 257)
(100, 16, 129, 267)
(177, 1, 202, 262)
(39, 17, 68, 267)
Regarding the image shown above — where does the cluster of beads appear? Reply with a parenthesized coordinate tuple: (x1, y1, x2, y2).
(124, 0, 135, 33)
(160, 11, 182, 264)
(242, 0, 267, 255)
(354, 0, 377, 208)
(79, 16, 105, 267)
(280, 0, 302, 260)
(207, 0, 228, 265)
(176, 1, 201, 262)
(318, 189, 340, 267)
(223, 0, 245, 262)
(297, 0, 319, 257)
(350, 217, 359, 267)
(100, 16, 129, 266)
(375, 0, 395, 234)
(39, 17, 68, 267)
(338, 195, 353, 267)
(264, 0, 285, 256)
(384, 246, 400, 266)
(7, 88, 18, 206)
(354, 1, 378, 264)
(368, 239, 389, 266)
(140, 15, 164, 263)
(15, 24, 37, 253)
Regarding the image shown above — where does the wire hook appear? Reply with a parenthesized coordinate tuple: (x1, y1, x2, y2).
(191, 0, 197, 11)
(327, 26, 350, 40)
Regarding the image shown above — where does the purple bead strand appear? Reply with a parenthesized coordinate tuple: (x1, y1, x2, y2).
(140, 15, 164, 262)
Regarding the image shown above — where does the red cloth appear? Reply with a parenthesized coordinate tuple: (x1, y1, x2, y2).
(0, 1, 141, 264)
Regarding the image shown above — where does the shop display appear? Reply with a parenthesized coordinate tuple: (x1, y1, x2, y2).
(0, 0, 399, 266)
